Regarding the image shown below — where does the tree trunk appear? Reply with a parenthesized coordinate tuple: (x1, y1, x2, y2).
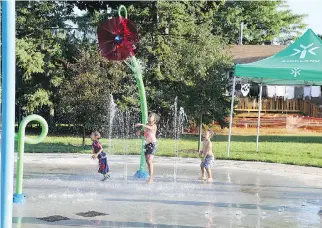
(49, 107, 55, 131)
(82, 124, 86, 146)
(17, 106, 21, 129)
(197, 113, 203, 153)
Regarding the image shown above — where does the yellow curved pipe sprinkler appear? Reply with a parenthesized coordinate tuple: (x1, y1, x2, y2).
(13, 114, 48, 203)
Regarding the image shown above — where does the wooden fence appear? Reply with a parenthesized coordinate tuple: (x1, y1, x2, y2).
(236, 97, 320, 117)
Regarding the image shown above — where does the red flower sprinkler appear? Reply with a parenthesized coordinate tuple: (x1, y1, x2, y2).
(98, 5, 149, 178)
(97, 11, 139, 61)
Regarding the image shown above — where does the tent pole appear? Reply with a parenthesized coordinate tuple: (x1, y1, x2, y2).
(227, 75, 236, 157)
(256, 84, 263, 152)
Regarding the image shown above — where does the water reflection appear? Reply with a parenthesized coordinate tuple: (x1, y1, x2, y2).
(147, 204, 156, 228)
(204, 208, 214, 228)
(13, 216, 201, 228)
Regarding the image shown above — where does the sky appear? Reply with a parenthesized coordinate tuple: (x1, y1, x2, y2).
(287, 0, 322, 35)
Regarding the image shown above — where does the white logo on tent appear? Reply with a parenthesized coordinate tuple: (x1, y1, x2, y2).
(241, 83, 250, 96)
(291, 43, 319, 59)
(291, 68, 301, 77)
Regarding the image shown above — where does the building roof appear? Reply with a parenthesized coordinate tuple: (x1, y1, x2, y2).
(230, 45, 287, 64)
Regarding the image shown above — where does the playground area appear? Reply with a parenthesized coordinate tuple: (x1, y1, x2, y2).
(12, 154, 322, 228)
(1, 1, 322, 228)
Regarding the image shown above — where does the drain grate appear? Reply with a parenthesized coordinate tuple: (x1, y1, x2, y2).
(37, 215, 70, 222)
(76, 211, 108, 218)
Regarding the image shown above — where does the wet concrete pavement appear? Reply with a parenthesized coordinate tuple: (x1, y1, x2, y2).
(12, 154, 322, 227)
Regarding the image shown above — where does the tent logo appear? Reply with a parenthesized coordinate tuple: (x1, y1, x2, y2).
(291, 68, 301, 77)
(291, 43, 319, 59)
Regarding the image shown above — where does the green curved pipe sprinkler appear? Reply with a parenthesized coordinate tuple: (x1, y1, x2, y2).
(13, 114, 48, 203)
(131, 57, 149, 178)
(117, 6, 149, 178)
(126, 57, 148, 178)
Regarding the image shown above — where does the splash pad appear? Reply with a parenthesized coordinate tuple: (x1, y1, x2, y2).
(2, 3, 321, 228)
(11, 155, 322, 228)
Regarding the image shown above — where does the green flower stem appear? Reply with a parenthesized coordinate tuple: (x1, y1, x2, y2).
(130, 56, 148, 171)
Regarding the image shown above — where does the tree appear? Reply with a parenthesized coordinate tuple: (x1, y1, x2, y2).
(71, 1, 233, 127)
(58, 46, 127, 145)
(16, 1, 75, 127)
(150, 10, 232, 150)
(72, 1, 306, 45)
(319, 34, 322, 39)
(177, 26, 231, 126)
(212, 1, 306, 44)
(69, 1, 305, 134)
(137, 2, 232, 123)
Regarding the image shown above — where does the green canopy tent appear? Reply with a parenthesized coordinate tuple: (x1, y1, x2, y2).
(227, 29, 322, 156)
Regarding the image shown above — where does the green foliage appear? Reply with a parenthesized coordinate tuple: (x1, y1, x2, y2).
(58, 47, 126, 132)
(172, 25, 232, 126)
(212, 0, 306, 44)
(73, 1, 306, 45)
(24, 89, 52, 113)
(16, 39, 45, 79)
(71, 1, 304, 126)
(69, 8, 141, 112)
(124, 2, 232, 125)
(16, 1, 75, 114)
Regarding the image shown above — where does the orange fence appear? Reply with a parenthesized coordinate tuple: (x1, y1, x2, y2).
(185, 114, 322, 133)
(236, 97, 320, 117)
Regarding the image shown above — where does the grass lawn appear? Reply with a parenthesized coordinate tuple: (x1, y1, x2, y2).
(23, 134, 322, 168)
